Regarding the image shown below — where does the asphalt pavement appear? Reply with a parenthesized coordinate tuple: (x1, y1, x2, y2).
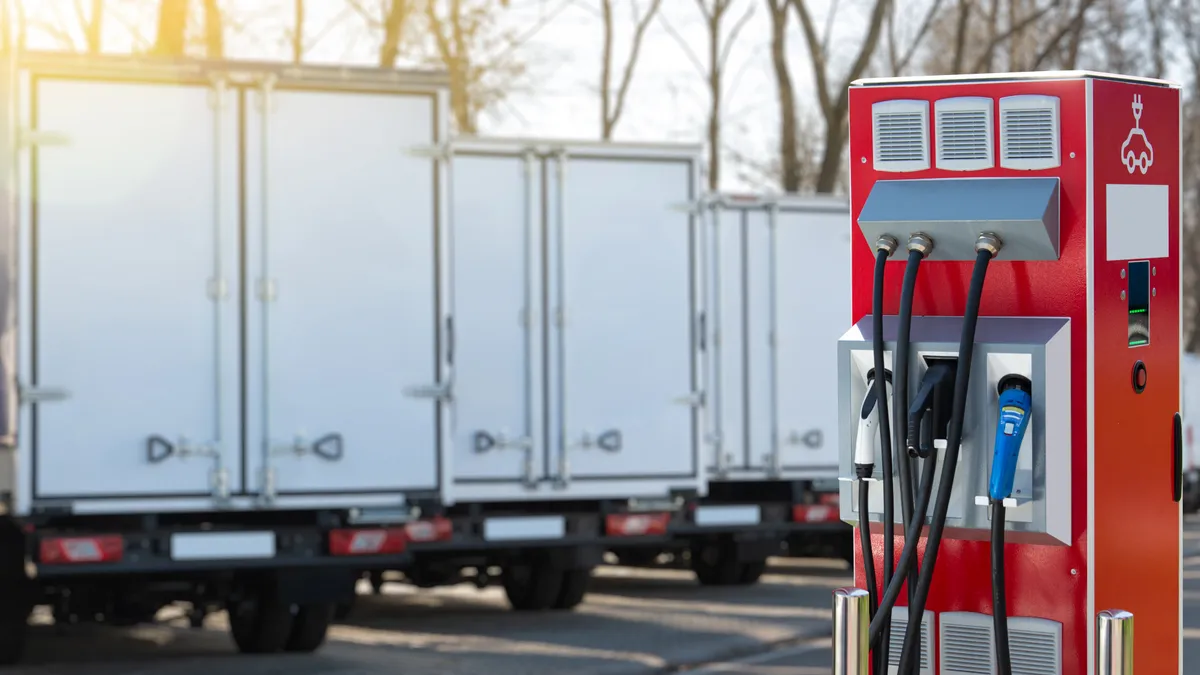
(11, 519, 1200, 674)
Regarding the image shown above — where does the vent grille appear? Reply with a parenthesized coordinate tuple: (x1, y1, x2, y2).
(941, 623, 993, 674)
(872, 100, 930, 172)
(1000, 95, 1060, 170)
(936, 97, 993, 170)
(887, 606, 933, 674)
(1009, 616, 1063, 675)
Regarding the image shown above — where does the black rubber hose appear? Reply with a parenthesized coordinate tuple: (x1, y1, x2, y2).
(859, 479, 879, 618)
(868, 436, 938, 642)
(893, 249, 923, 611)
(870, 248, 895, 666)
(992, 499, 1012, 675)
(897, 248, 993, 675)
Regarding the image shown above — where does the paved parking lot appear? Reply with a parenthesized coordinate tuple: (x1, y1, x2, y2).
(12, 557, 846, 675)
(14, 518, 1200, 674)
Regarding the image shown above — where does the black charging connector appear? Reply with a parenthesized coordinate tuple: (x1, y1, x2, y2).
(906, 358, 957, 459)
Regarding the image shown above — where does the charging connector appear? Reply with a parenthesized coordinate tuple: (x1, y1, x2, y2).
(989, 375, 1033, 502)
(855, 369, 893, 479)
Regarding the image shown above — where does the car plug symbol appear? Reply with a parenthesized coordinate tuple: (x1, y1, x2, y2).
(1121, 94, 1154, 175)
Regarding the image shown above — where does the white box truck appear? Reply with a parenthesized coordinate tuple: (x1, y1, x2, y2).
(0, 51, 458, 663)
(342, 137, 708, 612)
(610, 194, 854, 581)
(1182, 352, 1200, 512)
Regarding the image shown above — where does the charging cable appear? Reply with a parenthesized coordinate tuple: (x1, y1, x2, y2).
(988, 374, 1032, 675)
(897, 233, 1003, 674)
(855, 369, 892, 629)
(869, 235, 898, 670)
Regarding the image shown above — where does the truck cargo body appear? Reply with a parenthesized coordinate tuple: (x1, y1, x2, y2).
(612, 196, 854, 580)
(356, 137, 706, 612)
(0, 52, 455, 663)
(1181, 353, 1200, 512)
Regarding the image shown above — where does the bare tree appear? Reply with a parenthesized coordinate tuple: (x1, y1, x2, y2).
(885, 0, 946, 76)
(793, 0, 891, 193)
(152, 0, 189, 56)
(202, 0, 224, 58)
(766, 0, 800, 191)
(76, 0, 104, 53)
(662, 0, 756, 190)
(291, 0, 306, 62)
(599, 0, 664, 139)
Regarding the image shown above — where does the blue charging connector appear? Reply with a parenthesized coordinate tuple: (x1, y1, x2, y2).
(988, 374, 1033, 502)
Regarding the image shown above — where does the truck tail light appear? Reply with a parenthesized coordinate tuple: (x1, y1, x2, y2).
(39, 535, 124, 565)
(793, 504, 840, 523)
(606, 512, 670, 537)
(817, 492, 840, 506)
(404, 516, 454, 543)
(328, 528, 406, 556)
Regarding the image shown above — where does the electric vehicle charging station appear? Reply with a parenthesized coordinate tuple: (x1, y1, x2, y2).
(834, 72, 1182, 675)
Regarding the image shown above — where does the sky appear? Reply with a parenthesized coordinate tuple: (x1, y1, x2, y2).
(19, 0, 891, 191)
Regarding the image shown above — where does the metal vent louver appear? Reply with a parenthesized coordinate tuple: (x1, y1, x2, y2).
(872, 100, 930, 172)
(940, 612, 1064, 675)
(940, 612, 993, 675)
(887, 606, 933, 675)
(936, 97, 994, 170)
(1000, 95, 1060, 170)
(1008, 616, 1062, 675)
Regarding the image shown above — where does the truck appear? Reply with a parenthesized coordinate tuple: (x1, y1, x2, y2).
(0, 50, 458, 663)
(1182, 353, 1200, 513)
(335, 136, 708, 614)
(609, 194, 854, 581)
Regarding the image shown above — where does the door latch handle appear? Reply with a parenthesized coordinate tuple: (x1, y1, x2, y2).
(784, 429, 823, 449)
(20, 386, 71, 404)
(312, 433, 345, 461)
(596, 430, 622, 452)
(1174, 412, 1183, 503)
(404, 383, 451, 401)
(147, 435, 175, 463)
(474, 431, 532, 453)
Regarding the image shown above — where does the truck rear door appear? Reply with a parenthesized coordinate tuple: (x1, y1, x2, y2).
(242, 84, 446, 500)
(22, 73, 242, 501)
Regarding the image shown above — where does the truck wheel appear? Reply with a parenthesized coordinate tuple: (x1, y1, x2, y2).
(285, 603, 333, 653)
(691, 542, 741, 586)
(737, 560, 767, 585)
(0, 605, 28, 666)
(503, 561, 564, 611)
(551, 568, 591, 610)
(333, 596, 356, 621)
(228, 597, 294, 654)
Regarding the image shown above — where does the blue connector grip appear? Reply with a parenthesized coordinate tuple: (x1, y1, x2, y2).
(988, 375, 1033, 502)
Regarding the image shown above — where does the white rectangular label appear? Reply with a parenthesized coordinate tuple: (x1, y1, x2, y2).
(1106, 183, 1168, 261)
(170, 531, 277, 561)
(483, 516, 566, 542)
(694, 505, 762, 526)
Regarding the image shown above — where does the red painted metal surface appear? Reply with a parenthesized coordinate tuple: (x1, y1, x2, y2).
(845, 75, 1181, 675)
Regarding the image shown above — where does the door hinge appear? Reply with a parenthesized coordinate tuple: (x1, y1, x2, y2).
(19, 129, 70, 148)
(404, 383, 452, 401)
(673, 391, 705, 407)
(257, 278, 277, 302)
(20, 386, 71, 404)
(407, 143, 452, 161)
(207, 278, 229, 300)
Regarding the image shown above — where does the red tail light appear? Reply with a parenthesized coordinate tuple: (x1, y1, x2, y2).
(328, 528, 406, 556)
(39, 535, 123, 565)
(793, 504, 840, 523)
(404, 516, 453, 543)
(817, 492, 840, 506)
(606, 512, 671, 537)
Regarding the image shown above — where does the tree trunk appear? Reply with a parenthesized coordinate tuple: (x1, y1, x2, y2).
(203, 0, 224, 58)
(292, 0, 305, 63)
(706, 7, 722, 191)
(814, 116, 845, 194)
(380, 0, 411, 68)
(152, 0, 189, 56)
(85, 0, 104, 54)
(600, 0, 614, 139)
(768, 0, 799, 192)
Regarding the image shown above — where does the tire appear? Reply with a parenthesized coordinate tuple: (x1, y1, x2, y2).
(503, 562, 564, 611)
(691, 543, 741, 586)
(228, 597, 294, 654)
(0, 541, 30, 666)
(0, 607, 28, 666)
(333, 597, 356, 621)
(285, 603, 333, 653)
(551, 568, 591, 610)
(737, 560, 766, 585)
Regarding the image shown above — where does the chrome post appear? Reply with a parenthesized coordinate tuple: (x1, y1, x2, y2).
(833, 587, 870, 675)
(1096, 609, 1134, 675)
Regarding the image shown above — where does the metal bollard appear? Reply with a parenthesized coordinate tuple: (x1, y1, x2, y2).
(833, 587, 870, 675)
(1096, 609, 1134, 675)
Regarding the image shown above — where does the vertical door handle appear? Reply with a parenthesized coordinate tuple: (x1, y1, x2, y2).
(1174, 412, 1183, 503)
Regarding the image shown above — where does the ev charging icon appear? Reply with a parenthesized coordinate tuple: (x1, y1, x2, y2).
(1121, 94, 1154, 174)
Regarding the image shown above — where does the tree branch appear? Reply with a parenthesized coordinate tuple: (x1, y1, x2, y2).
(719, 1, 755, 70)
(968, 0, 1062, 73)
(605, 0, 665, 137)
(1030, 0, 1094, 70)
(658, 13, 708, 79)
(789, 0, 834, 117)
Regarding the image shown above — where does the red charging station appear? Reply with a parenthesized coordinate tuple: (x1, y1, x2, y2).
(841, 72, 1182, 674)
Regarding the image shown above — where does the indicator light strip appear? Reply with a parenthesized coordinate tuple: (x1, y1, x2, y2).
(1129, 308, 1147, 314)
(1129, 339, 1149, 346)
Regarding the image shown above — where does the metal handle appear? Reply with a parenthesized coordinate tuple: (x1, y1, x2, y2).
(1097, 609, 1134, 675)
(311, 433, 344, 461)
(596, 429, 622, 452)
(1174, 412, 1183, 503)
(404, 383, 451, 400)
(474, 431, 496, 453)
(785, 429, 824, 449)
(147, 435, 175, 464)
(20, 386, 71, 404)
(833, 587, 869, 675)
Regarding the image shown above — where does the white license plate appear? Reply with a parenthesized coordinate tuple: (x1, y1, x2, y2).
(483, 516, 566, 542)
(170, 531, 277, 561)
(695, 505, 762, 527)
